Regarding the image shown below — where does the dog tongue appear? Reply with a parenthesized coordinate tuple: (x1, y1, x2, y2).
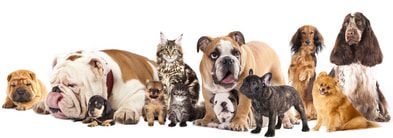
(46, 92, 63, 109)
(221, 75, 236, 84)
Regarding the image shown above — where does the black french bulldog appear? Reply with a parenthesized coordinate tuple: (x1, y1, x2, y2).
(240, 69, 309, 137)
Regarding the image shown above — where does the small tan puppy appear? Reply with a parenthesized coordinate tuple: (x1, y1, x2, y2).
(312, 72, 379, 132)
(3, 70, 48, 111)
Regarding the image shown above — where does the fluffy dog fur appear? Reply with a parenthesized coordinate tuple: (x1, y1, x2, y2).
(312, 72, 379, 132)
(330, 12, 389, 122)
(288, 25, 324, 120)
(142, 80, 167, 126)
(240, 70, 309, 137)
(3, 70, 48, 112)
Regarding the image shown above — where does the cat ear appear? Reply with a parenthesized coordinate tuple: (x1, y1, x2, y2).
(249, 69, 254, 75)
(260, 72, 272, 86)
(160, 32, 167, 45)
(175, 33, 183, 45)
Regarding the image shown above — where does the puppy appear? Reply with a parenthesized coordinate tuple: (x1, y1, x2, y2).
(288, 25, 324, 120)
(207, 90, 238, 129)
(142, 80, 167, 126)
(240, 70, 309, 137)
(312, 72, 379, 132)
(3, 70, 48, 112)
(83, 95, 115, 127)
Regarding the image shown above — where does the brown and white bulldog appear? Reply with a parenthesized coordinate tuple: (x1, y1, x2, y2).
(46, 49, 158, 124)
(194, 31, 295, 131)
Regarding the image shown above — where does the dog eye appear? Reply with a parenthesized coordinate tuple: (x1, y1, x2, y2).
(214, 101, 217, 105)
(310, 32, 314, 34)
(67, 84, 76, 88)
(210, 52, 219, 60)
(11, 84, 16, 87)
(232, 50, 241, 58)
(327, 86, 331, 90)
(301, 32, 306, 35)
(26, 83, 32, 86)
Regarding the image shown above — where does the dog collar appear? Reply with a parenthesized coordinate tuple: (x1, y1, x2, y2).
(106, 70, 114, 98)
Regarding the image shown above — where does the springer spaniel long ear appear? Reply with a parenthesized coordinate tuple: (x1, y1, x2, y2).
(330, 22, 355, 65)
(228, 31, 245, 46)
(290, 28, 302, 54)
(314, 28, 325, 54)
(355, 14, 383, 67)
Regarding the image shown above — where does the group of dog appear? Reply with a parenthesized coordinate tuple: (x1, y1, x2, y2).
(2, 12, 390, 137)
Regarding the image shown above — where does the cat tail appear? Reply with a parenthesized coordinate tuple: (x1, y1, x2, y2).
(190, 101, 206, 121)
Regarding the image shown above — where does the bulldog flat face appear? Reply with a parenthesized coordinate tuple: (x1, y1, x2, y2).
(47, 52, 108, 119)
(211, 92, 237, 123)
(7, 70, 37, 103)
(197, 31, 245, 92)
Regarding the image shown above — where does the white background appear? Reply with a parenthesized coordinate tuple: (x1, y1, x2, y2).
(0, 0, 392, 137)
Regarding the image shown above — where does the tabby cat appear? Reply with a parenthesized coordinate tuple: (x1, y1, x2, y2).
(168, 84, 193, 127)
(157, 32, 200, 107)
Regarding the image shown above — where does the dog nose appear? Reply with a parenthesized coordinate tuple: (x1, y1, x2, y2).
(16, 88, 26, 95)
(221, 102, 227, 108)
(52, 86, 61, 93)
(305, 39, 311, 45)
(320, 88, 326, 92)
(221, 57, 234, 65)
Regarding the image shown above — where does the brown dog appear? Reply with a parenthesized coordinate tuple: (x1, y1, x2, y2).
(3, 70, 48, 111)
(288, 25, 324, 120)
(312, 72, 379, 132)
(195, 31, 294, 131)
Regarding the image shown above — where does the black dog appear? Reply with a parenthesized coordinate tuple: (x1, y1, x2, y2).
(83, 95, 115, 127)
(240, 69, 309, 137)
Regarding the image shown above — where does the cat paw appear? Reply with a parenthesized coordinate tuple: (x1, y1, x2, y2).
(180, 122, 187, 127)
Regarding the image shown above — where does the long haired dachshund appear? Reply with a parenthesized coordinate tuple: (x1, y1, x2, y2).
(288, 25, 324, 120)
(330, 12, 389, 122)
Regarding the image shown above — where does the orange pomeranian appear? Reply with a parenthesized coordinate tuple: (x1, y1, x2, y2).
(312, 72, 379, 132)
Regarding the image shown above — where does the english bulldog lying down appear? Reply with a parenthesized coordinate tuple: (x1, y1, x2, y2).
(46, 49, 158, 124)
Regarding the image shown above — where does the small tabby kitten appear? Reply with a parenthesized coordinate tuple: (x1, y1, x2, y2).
(168, 84, 193, 127)
(157, 32, 200, 107)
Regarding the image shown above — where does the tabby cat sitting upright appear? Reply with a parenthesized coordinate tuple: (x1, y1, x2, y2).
(157, 32, 200, 107)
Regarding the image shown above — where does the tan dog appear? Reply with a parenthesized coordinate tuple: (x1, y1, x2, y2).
(195, 31, 294, 131)
(3, 70, 48, 112)
(312, 72, 379, 132)
(288, 25, 324, 120)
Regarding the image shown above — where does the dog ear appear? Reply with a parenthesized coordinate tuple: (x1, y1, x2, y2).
(314, 28, 324, 54)
(209, 95, 215, 104)
(160, 32, 168, 45)
(228, 31, 245, 46)
(355, 13, 383, 67)
(290, 28, 302, 53)
(175, 33, 183, 45)
(197, 36, 212, 53)
(89, 58, 105, 79)
(28, 71, 36, 80)
(104, 100, 112, 115)
(229, 90, 239, 105)
(260, 72, 272, 86)
(7, 73, 12, 82)
(249, 69, 254, 75)
(330, 22, 355, 65)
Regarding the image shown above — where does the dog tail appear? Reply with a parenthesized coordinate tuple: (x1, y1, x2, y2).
(340, 116, 380, 130)
(190, 101, 206, 121)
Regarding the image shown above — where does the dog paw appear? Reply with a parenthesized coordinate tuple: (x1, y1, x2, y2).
(15, 106, 29, 111)
(312, 127, 319, 131)
(180, 122, 187, 127)
(148, 122, 154, 127)
(168, 122, 176, 127)
(2, 103, 16, 109)
(251, 128, 261, 134)
(283, 122, 294, 129)
(264, 129, 275, 137)
(302, 126, 310, 132)
(82, 118, 93, 124)
(33, 102, 50, 114)
(230, 118, 249, 131)
(114, 108, 140, 124)
(193, 118, 210, 126)
(88, 121, 98, 127)
(327, 128, 336, 132)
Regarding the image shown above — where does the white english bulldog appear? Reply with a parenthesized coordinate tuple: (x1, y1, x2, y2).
(46, 49, 158, 124)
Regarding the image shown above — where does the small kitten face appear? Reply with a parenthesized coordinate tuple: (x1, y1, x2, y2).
(88, 95, 106, 118)
(171, 84, 189, 101)
(146, 81, 165, 99)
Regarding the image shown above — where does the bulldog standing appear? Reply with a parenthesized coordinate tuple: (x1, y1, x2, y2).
(194, 31, 294, 131)
(46, 49, 158, 124)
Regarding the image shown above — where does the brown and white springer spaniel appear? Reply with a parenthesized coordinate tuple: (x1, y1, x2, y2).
(330, 12, 389, 122)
